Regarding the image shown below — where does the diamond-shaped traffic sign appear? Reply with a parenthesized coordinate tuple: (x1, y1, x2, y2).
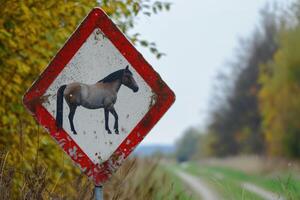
(23, 8, 175, 185)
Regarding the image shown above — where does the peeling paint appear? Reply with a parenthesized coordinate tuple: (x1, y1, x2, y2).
(149, 92, 158, 110)
(68, 146, 78, 159)
(107, 152, 126, 173)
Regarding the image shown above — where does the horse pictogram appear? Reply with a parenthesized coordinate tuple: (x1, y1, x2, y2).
(56, 66, 139, 135)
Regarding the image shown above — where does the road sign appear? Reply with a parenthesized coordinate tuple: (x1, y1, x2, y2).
(23, 8, 175, 186)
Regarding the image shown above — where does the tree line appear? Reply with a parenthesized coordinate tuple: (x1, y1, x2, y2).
(176, 2, 300, 162)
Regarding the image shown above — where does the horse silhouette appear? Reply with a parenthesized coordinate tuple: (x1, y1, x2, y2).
(56, 66, 139, 135)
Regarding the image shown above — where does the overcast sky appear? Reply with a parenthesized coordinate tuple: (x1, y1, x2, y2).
(131, 0, 292, 145)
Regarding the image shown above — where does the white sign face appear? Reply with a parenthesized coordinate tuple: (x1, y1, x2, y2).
(43, 28, 152, 164)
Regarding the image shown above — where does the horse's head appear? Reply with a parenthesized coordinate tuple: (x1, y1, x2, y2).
(121, 66, 139, 93)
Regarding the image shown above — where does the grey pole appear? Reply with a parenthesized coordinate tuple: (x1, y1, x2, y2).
(94, 185, 103, 200)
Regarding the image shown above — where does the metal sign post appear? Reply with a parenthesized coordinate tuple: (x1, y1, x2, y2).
(94, 185, 103, 200)
(23, 7, 175, 190)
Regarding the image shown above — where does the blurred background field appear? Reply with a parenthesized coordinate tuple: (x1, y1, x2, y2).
(1, 0, 300, 199)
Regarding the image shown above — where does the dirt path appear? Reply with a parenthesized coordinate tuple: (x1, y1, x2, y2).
(175, 170, 219, 200)
(242, 182, 285, 200)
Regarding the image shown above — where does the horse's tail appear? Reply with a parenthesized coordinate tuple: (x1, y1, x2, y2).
(56, 85, 67, 129)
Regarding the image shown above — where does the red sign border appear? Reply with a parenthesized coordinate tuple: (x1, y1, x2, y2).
(23, 8, 175, 185)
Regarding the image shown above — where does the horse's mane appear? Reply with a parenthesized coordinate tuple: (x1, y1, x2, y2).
(98, 69, 124, 83)
(98, 69, 132, 83)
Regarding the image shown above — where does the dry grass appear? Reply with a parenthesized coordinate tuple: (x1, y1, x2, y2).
(199, 155, 300, 175)
(104, 158, 185, 200)
(0, 152, 183, 200)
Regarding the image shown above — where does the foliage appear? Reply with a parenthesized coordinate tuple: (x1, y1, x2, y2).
(0, 1, 97, 194)
(201, 6, 280, 157)
(175, 128, 200, 162)
(199, 131, 221, 157)
(0, 0, 170, 195)
(100, 0, 171, 59)
(259, 25, 300, 158)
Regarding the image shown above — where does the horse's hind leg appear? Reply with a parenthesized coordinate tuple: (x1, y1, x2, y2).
(110, 108, 119, 134)
(104, 108, 112, 134)
(68, 105, 77, 135)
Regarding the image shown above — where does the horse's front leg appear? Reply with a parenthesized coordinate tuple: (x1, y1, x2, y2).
(104, 108, 112, 134)
(109, 107, 119, 134)
(68, 105, 77, 135)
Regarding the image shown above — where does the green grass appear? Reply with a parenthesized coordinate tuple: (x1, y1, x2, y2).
(205, 166, 300, 198)
(174, 163, 263, 200)
(178, 162, 300, 200)
(159, 165, 195, 200)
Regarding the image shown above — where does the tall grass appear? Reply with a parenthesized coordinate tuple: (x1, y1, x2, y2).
(0, 151, 186, 199)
